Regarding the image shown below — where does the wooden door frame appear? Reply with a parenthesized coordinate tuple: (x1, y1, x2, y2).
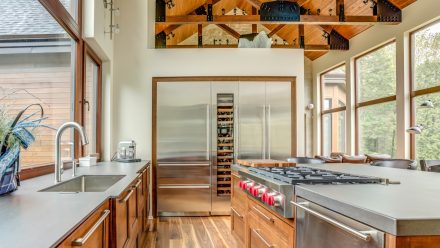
(151, 76, 297, 218)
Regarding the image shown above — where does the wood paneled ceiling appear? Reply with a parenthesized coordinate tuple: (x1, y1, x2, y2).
(155, 0, 417, 60)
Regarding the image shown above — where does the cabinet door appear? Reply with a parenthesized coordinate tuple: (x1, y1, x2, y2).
(266, 82, 292, 160)
(238, 82, 266, 159)
(231, 206, 246, 247)
(57, 201, 110, 248)
(143, 168, 150, 232)
(115, 188, 134, 248)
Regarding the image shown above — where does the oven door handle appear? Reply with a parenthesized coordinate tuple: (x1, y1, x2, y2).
(290, 201, 372, 241)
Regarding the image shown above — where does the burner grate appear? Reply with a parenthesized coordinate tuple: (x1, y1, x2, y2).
(249, 166, 382, 185)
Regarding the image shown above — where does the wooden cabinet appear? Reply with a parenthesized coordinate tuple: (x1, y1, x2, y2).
(57, 200, 110, 248)
(231, 170, 294, 248)
(138, 167, 150, 247)
(231, 206, 246, 246)
(113, 182, 137, 248)
(54, 164, 151, 248)
(112, 166, 150, 248)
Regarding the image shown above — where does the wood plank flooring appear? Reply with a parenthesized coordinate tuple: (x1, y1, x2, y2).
(146, 216, 239, 248)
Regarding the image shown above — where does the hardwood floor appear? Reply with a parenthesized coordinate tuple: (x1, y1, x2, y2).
(145, 216, 239, 248)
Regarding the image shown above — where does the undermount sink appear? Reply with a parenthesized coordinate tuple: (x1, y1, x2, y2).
(40, 175, 125, 193)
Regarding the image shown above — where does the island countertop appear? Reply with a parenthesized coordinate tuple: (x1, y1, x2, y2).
(296, 164, 440, 236)
(0, 161, 150, 248)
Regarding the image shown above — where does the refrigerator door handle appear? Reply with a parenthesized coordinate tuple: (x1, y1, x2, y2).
(158, 185, 211, 189)
(262, 105, 266, 159)
(158, 163, 210, 167)
(267, 105, 271, 159)
(206, 104, 210, 161)
(234, 104, 239, 161)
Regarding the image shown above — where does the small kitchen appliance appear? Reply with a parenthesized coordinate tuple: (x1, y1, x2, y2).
(114, 140, 141, 163)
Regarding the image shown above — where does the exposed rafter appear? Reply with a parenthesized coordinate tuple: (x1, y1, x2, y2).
(159, 15, 397, 25)
(216, 24, 241, 39)
(268, 24, 286, 37)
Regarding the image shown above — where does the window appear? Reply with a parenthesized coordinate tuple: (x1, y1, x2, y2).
(321, 65, 346, 156)
(355, 42, 397, 156)
(60, 0, 79, 21)
(83, 48, 102, 157)
(0, 0, 101, 173)
(0, 0, 76, 169)
(410, 21, 440, 160)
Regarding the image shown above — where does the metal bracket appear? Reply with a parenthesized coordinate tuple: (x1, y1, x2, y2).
(338, 4, 345, 22)
(207, 4, 213, 21)
(300, 36, 305, 49)
(198, 36, 203, 48)
(156, 0, 166, 22)
(195, 5, 207, 15)
(328, 30, 349, 50)
(155, 31, 167, 48)
(373, 0, 401, 22)
(260, 1, 301, 22)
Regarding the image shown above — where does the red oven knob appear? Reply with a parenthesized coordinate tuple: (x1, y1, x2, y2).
(262, 192, 270, 204)
(267, 194, 275, 206)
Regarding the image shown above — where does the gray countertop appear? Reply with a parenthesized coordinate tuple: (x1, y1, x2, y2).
(296, 164, 440, 236)
(0, 161, 150, 248)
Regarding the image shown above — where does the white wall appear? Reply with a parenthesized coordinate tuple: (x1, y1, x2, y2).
(112, 0, 308, 160)
(312, 0, 440, 157)
(83, 0, 115, 160)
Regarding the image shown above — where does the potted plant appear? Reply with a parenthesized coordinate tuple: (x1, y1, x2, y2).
(0, 103, 53, 195)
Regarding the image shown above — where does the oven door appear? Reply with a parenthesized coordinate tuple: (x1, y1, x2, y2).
(293, 197, 385, 248)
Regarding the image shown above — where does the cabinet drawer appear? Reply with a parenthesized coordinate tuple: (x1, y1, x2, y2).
(248, 211, 293, 248)
(57, 201, 110, 248)
(231, 173, 247, 207)
(231, 206, 246, 247)
(248, 199, 294, 247)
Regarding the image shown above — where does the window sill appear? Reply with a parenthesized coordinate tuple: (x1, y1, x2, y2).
(20, 162, 73, 181)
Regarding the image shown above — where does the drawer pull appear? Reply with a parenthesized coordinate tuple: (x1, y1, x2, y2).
(71, 209, 110, 246)
(232, 173, 242, 179)
(134, 179, 142, 188)
(231, 207, 243, 219)
(120, 189, 134, 203)
(252, 229, 275, 248)
(252, 206, 274, 223)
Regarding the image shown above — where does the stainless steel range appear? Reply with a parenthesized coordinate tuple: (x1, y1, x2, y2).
(238, 166, 384, 218)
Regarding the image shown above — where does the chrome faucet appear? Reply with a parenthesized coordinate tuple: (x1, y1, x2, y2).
(55, 122, 89, 183)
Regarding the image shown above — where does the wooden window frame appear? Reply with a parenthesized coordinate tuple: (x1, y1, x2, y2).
(354, 40, 397, 155)
(18, 0, 103, 180)
(320, 64, 347, 155)
(409, 19, 440, 159)
(81, 44, 103, 158)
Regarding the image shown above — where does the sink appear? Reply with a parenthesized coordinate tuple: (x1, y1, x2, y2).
(40, 175, 125, 192)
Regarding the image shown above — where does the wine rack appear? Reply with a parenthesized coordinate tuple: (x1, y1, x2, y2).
(216, 93, 234, 196)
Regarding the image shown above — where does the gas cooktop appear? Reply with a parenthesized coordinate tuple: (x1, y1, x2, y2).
(238, 166, 384, 218)
(249, 166, 383, 185)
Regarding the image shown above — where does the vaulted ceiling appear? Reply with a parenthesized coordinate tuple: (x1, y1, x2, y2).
(155, 0, 417, 60)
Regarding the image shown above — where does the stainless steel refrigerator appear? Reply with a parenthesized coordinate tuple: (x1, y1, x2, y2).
(156, 80, 292, 216)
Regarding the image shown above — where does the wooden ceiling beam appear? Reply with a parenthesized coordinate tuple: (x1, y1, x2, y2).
(160, 15, 396, 25)
(243, 0, 262, 8)
(216, 24, 241, 39)
(166, 44, 330, 51)
(268, 24, 286, 37)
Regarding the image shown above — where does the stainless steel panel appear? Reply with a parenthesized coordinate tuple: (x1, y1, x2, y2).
(295, 197, 385, 248)
(211, 82, 237, 214)
(157, 163, 210, 185)
(238, 82, 266, 159)
(157, 82, 211, 162)
(157, 185, 211, 213)
(266, 82, 292, 160)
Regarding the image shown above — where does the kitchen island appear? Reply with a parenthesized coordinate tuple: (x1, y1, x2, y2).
(232, 163, 440, 248)
(0, 161, 150, 248)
